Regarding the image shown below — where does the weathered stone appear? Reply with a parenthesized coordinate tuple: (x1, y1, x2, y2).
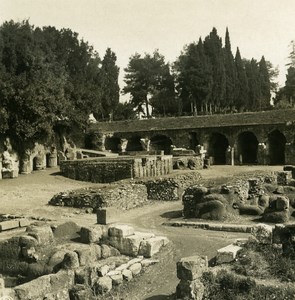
(110, 273, 123, 286)
(272, 224, 286, 244)
(53, 221, 81, 239)
(26, 225, 54, 244)
(277, 171, 292, 185)
(108, 224, 135, 238)
(19, 235, 38, 248)
(0, 219, 19, 231)
(47, 250, 68, 269)
(97, 208, 118, 225)
(80, 225, 103, 243)
(97, 265, 110, 277)
(69, 284, 96, 300)
(122, 269, 133, 281)
(128, 262, 142, 276)
(177, 256, 208, 280)
(141, 258, 159, 267)
(19, 218, 31, 228)
(127, 257, 144, 267)
(139, 236, 169, 258)
(93, 276, 112, 294)
(176, 279, 204, 300)
(216, 244, 242, 264)
(251, 223, 273, 244)
(62, 251, 79, 269)
(115, 263, 128, 272)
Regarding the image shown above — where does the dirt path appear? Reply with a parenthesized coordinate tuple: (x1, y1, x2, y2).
(0, 165, 281, 298)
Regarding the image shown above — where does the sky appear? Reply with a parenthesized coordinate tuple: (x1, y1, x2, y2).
(1, 0, 295, 101)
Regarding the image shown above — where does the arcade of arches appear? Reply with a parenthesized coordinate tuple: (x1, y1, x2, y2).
(93, 129, 295, 166)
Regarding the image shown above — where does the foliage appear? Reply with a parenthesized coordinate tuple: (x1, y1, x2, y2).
(0, 20, 120, 150)
(123, 50, 174, 117)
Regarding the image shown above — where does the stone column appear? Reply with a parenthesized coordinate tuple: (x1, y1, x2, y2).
(257, 142, 267, 165)
(285, 142, 295, 165)
(119, 139, 128, 154)
(140, 138, 151, 152)
(226, 145, 235, 165)
(21, 150, 32, 174)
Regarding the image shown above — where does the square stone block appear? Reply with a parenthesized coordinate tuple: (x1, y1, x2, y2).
(216, 244, 242, 264)
(108, 224, 135, 238)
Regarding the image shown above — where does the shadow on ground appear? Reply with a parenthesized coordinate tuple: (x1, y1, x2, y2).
(49, 171, 62, 176)
(145, 294, 175, 300)
(160, 210, 183, 219)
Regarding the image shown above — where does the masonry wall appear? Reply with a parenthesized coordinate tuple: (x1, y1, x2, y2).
(60, 155, 173, 183)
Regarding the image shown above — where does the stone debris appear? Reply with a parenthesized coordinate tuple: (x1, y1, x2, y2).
(26, 225, 54, 244)
(216, 244, 242, 264)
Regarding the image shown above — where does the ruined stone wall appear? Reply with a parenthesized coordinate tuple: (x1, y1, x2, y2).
(60, 155, 173, 183)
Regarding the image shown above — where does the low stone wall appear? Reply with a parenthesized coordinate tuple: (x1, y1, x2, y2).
(49, 183, 148, 211)
(60, 155, 173, 183)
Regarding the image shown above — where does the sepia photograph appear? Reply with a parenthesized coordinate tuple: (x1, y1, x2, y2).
(0, 1, 295, 299)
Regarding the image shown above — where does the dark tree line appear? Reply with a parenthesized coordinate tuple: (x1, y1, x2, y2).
(0, 20, 121, 149)
(124, 27, 276, 117)
(274, 41, 295, 108)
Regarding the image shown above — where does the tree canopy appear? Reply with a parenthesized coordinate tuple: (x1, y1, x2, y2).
(0, 20, 120, 150)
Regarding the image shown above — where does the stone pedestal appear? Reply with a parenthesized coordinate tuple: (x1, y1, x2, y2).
(47, 154, 58, 167)
(257, 142, 267, 165)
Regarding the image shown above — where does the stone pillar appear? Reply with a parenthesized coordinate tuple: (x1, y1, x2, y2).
(176, 256, 208, 300)
(226, 145, 234, 165)
(257, 142, 267, 165)
(94, 133, 106, 151)
(140, 138, 151, 152)
(285, 142, 295, 165)
(47, 147, 58, 167)
(21, 150, 32, 174)
(119, 139, 128, 154)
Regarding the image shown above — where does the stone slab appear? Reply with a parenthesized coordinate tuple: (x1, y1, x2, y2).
(216, 244, 242, 264)
(0, 220, 20, 231)
(108, 224, 135, 238)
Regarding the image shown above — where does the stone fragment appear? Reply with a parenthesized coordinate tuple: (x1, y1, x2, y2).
(272, 224, 286, 244)
(19, 218, 31, 228)
(26, 225, 54, 244)
(93, 276, 112, 294)
(128, 262, 142, 276)
(251, 223, 273, 244)
(62, 251, 80, 269)
(177, 256, 208, 280)
(80, 225, 103, 243)
(122, 269, 133, 281)
(139, 236, 169, 258)
(216, 244, 242, 264)
(0, 220, 19, 231)
(53, 221, 81, 239)
(134, 231, 155, 239)
(141, 258, 159, 267)
(277, 171, 292, 185)
(127, 257, 144, 267)
(97, 208, 119, 225)
(97, 264, 110, 277)
(47, 250, 68, 269)
(115, 263, 128, 272)
(110, 273, 123, 286)
(108, 224, 135, 238)
(69, 284, 96, 300)
(176, 279, 204, 300)
(19, 235, 38, 248)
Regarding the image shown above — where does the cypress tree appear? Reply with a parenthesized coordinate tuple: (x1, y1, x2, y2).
(203, 27, 226, 112)
(258, 56, 271, 110)
(234, 48, 249, 111)
(224, 28, 237, 111)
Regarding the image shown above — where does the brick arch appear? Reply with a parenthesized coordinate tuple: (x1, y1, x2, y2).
(268, 129, 286, 165)
(126, 136, 143, 151)
(208, 132, 229, 165)
(150, 134, 173, 154)
(237, 131, 258, 164)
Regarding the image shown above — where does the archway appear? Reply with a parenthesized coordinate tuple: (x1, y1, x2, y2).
(189, 132, 200, 152)
(150, 135, 172, 154)
(126, 136, 143, 152)
(208, 133, 229, 165)
(105, 137, 121, 152)
(268, 130, 286, 165)
(237, 131, 258, 164)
